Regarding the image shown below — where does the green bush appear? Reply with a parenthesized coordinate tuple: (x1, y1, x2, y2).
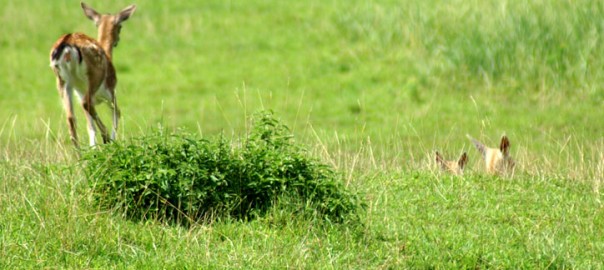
(82, 112, 363, 224)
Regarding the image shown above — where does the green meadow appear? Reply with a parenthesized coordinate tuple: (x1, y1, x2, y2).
(1, 0, 604, 268)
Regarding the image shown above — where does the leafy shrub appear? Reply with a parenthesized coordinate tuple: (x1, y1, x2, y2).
(82, 112, 363, 224)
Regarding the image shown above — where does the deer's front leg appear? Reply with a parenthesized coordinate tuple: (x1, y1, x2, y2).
(110, 93, 120, 141)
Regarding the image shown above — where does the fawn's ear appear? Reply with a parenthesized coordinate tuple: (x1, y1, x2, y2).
(435, 151, 444, 164)
(458, 152, 468, 169)
(467, 134, 486, 157)
(116, 4, 137, 24)
(500, 135, 511, 155)
(435, 151, 448, 170)
(81, 2, 101, 24)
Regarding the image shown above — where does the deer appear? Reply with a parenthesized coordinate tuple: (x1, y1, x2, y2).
(435, 151, 468, 176)
(467, 134, 516, 175)
(49, 2, 136, 148)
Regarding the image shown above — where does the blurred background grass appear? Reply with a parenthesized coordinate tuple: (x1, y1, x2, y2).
(0, 0, 602, 177)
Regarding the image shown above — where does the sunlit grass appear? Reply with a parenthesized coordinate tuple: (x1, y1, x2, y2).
(1, 0, 603, 268)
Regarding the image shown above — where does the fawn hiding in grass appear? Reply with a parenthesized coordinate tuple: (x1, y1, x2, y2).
(435, 151, 468, 175)
(467, 134, 515, 175)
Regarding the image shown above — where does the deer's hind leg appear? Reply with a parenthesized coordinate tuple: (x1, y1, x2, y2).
(59, 78, 79, 148)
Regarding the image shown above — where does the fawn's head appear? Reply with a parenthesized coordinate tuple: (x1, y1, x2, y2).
(435, 151, 468, 175)
(468, 134, 516, 175)
(81, 2, 136, 51)
(497, 135, 516, 173)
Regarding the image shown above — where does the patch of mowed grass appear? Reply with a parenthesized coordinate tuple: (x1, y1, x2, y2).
(3, 155, 603, 268)
(364, 171, 604, 268)
(83, 112, 363, 224)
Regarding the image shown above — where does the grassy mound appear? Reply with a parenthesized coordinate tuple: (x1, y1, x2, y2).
(82, 112, 363, 224)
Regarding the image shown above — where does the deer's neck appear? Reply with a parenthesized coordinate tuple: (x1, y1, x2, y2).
(97, 23, 114, 59)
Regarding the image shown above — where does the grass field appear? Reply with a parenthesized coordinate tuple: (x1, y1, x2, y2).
(1, 0, 604, 268)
